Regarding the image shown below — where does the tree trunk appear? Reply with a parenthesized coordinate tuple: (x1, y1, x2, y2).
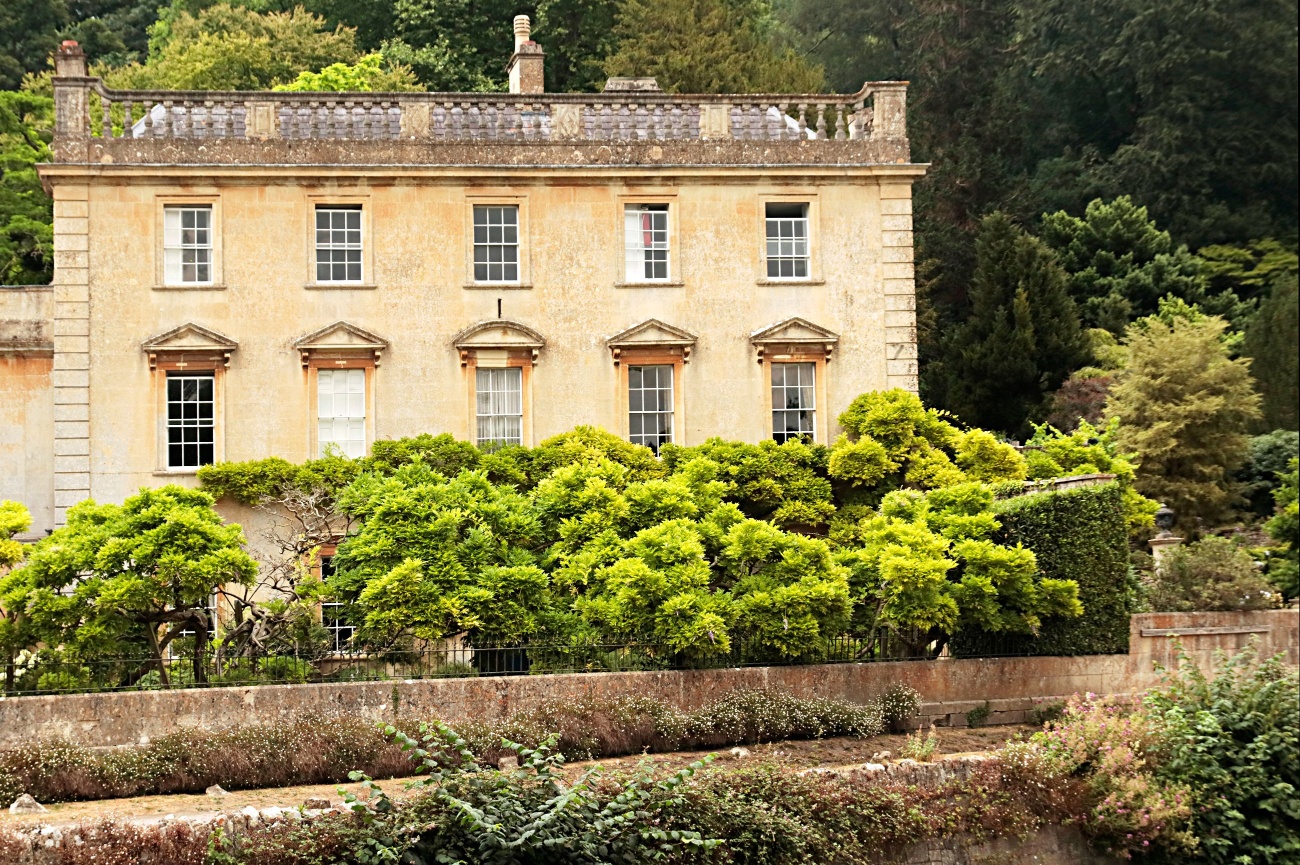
(144, 623, 170, 687)
(191, 610, 209, 685)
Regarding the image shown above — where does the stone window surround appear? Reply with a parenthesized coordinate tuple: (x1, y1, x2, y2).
(307, 359, 377, 459)
(756, 193, 825, 285)
(751, 317, 839, 444)
(764, 353, 827, 443)
(142, 323, 237, 475)
(153, 193, 224, 290)
(293, 321, 387, 459)
(614, 192, 682, 288)
(464, 194, 532, 289)
(305, 193, 375, 290)
(454, 319, 545, 445)
(150, 358, 227, 475)
(616, 348, 688, 446)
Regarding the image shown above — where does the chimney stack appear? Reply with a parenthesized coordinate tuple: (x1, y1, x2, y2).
(507, 14, 544, 94)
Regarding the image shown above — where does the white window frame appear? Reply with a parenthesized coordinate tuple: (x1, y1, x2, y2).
(315, 205, 364, 284)
(475, 366, 523, 448)
(166, 372, 217, 469)
(771, 362, 817, 443)
(764, 202, 810, 280)
(163, 205, 213, 285)
(627, 364, 674, 454)
(624, 204, 671, 282)
(317, 368, 367, 458)
(472, 204, 520, 284)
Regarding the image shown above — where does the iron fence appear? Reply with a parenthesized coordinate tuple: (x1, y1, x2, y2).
(1, 630, 1117, 697)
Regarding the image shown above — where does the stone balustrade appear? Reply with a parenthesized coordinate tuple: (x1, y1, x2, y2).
(59, 81, 902, 146)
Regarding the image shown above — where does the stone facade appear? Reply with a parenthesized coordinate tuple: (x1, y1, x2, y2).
(2, 29, 925, 532)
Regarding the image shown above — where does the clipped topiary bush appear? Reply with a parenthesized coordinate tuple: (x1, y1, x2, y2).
(952, 482, 1131, 656)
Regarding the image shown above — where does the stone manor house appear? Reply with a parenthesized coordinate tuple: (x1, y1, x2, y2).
(0, 19, 924, 537)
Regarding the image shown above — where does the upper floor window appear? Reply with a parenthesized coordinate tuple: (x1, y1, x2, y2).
(628, 364, 674, 454)
(771, 362, 816, 443)
(315, 205, 363, 283)
(473, 205, 519, 283)
(624, 204, 670, 282)
(166, 372, 215, 469)
(476, 366, 522, 448)
(318, 368, 366, 458)
(765, 203, 809, 279)
(163, 205, 212, 285)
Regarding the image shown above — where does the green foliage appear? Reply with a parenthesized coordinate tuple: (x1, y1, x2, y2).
(660, 438, 833, 528)
(1144, 645, 1300, 864)
(1040, 197, 1215, 334)
(1144, 537, 1281, 613)
(0, 90, 53, 284)
(1233, 430, 1300, 518)
(106, 3, 361, 90)
(0, 486, 256, 680)
(273, 53, 422, 92)
(378, 722, 718, 865)
(1242, 272, 1299, 432)
(828, 389, 1026, 500)
(955, 483, 1131, 656)
(940, 212, 1090, 436)
(1265, 460, 1298, 601)
(603, 0, 824, 93)
(1027, 694, 1197, 857)
(1024, 419, 1159, 532)
(832, 482, 1082, 654)
(1108, 314, 1262, 525)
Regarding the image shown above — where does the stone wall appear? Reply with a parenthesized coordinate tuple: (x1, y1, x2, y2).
(0, 610, 1293, 748)
(0, 286, 54, 535)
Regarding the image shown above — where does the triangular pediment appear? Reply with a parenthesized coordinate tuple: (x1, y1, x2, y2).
(607, 318, 698, 348)
(453, 319, 546, 349)
(293, 321, 388, 351)
(141, 322, 238, 353)
(750, 317, 839, 345)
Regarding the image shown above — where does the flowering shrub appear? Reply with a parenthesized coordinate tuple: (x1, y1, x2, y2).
(1031, 694, 1196, 858)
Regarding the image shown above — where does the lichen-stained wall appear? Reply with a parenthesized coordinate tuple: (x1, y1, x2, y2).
(74, 167, 918, 506)
(0, 286, 54, 535)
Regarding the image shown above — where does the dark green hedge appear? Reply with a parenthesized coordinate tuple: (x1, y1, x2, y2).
(953, 482, 1131, 656)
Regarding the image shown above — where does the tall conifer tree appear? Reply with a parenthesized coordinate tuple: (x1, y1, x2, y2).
(941, 213, 1089, 437)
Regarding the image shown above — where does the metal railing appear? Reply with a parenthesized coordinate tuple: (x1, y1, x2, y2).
(1, 630, 1106, 697)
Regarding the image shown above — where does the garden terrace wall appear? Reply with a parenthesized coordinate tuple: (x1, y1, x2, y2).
(0, 611, 1294, 749)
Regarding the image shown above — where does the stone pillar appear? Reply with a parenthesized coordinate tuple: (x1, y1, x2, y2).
(871, 82, 908, 141)
(507, 15, 545, 95)
(51, 185, 91, 526)
(880, 180, 918, 393)
(52, 41, 91, 162)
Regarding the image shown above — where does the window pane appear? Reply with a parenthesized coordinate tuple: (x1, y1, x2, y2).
(163, 206, 213, 284)
(314, 207, 363, 283)
(473, 205, 520, 283)
(624, 205, 670, 282)
(166, 373, 216, 469)
(763, 203, 810, 280)
(319, 369, 366, 457)
(475, 366, 523, 448)
(627, 364, 673, 454)
(771, 362, 816, 443)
